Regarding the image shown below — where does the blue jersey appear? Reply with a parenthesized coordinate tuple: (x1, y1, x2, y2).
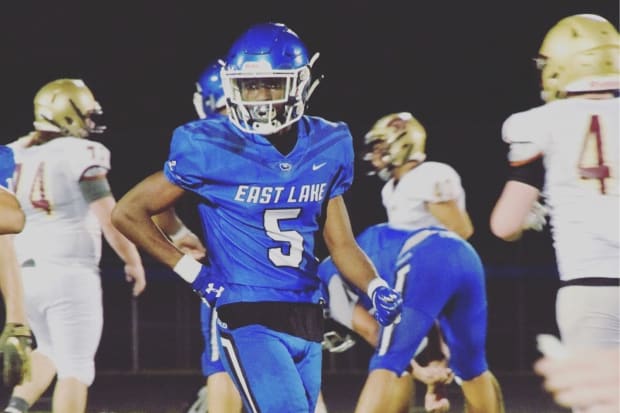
(164, 115, 354, 304)
(0, 145, 15, 191)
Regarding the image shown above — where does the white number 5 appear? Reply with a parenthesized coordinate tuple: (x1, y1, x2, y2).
(264, 208, 304, 267)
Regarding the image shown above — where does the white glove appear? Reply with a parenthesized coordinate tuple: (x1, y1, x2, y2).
(522, 201, 548, 232)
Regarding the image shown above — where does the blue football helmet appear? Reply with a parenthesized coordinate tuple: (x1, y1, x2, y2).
(221, 22, 320, 135)
(193, 60, 226, 119)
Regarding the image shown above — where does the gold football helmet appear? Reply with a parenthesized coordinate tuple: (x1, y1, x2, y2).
(363, 112, 427, 180)
(537, 14, 620, 102)
(33, 79, 105, 137)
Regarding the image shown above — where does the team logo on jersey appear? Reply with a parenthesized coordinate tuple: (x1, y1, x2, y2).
(279, 162, 292, 171)
(204, 283, 224, 298)
(167, 160, 177, 171)
(312, 162, 327, 171)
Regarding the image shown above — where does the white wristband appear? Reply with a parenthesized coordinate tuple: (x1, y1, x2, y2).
(169, 225, 193, 243)
(173, 254, 202, 283)
(367, 277, 389, 298)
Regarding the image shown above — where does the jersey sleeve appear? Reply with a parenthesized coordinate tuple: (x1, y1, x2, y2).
(65, 140, 111, 181)
(328, 123, 355, 198)
(0, 145, 15, 191)
(502, 108, 549, 166)
(416, 162, 463, 203)
(164, 125, 209, 190)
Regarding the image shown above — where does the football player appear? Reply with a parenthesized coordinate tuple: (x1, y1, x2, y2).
(363, 112, 473, 239)
(3, 79, 146, 413)
(490, 14, 619, 413)
(111, 22, 402, 413)
(320, 223, 504, 413)
(351, 113, 503, 412)
(0, 145, 32, 391)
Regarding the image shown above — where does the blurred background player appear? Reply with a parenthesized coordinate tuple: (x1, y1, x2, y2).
(319, 222, 504, 413)
(490, 14, 619, 411)
(3, 79, 146, 413)
(0, 145, 32, 391)
(111, 22, 402, 413)
(362, 111, 476, 411)
(363, 112, 473, 240)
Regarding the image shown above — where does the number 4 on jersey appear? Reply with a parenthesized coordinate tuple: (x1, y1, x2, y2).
(578, 115, 611, 195)
(14, 162, 53, 214)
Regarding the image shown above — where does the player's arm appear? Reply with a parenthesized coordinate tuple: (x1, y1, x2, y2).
(0, 235, 27, 324)
(323, 196, 402, 326)
(0, 234, 32, 387)
(323, 196, 381, 293)
(492, 114, 547, 241)
(490, 181, 540, 241)
(112, 171, 223, 305)
(427, 200, 474, 239)
(83, 173, 146, 296)
(0, 191, 25, 235)
(152, 198, 206, 260)
(490, 156, 543, 242)
(351, 304, 380, 347)
(112, 171, 187, 268)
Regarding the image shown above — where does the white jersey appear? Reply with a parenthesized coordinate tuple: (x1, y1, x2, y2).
(503, 97, 619, 281)
(381, 161, 466, 230)
(8, 137, 111, 269)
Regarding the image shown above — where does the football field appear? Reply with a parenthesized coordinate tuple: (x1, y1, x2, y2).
(1, 370, 569, 413)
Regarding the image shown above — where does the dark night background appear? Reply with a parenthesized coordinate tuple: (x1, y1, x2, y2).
(0, 0, 618, 377)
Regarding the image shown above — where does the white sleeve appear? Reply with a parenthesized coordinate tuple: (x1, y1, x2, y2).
(65, 140, 111, 181)
(502, 108, 548, 166)
(416, 162, 464, 203)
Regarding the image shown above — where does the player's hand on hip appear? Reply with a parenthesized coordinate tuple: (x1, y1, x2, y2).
(0, 323, 33, 388)
(124, 263, 147, 296)
(368, 278, 403, 326)
(173, 232, 207, 261)
(190, 265, 224, 308)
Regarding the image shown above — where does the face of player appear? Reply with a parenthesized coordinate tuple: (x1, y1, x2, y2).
(238, 78, 286, 102)
(236, 77, 288, 128)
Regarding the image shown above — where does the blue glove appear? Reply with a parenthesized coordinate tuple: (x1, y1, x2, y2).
(190, 265, 224, 308)
(369, 279, 403, 326)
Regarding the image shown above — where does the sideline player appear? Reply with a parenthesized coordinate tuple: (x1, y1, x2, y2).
(112, 22, 402, 413)
(3, 79, 146, 413)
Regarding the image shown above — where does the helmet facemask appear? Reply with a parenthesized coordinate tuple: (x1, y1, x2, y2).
(222, 64, 312, 135)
